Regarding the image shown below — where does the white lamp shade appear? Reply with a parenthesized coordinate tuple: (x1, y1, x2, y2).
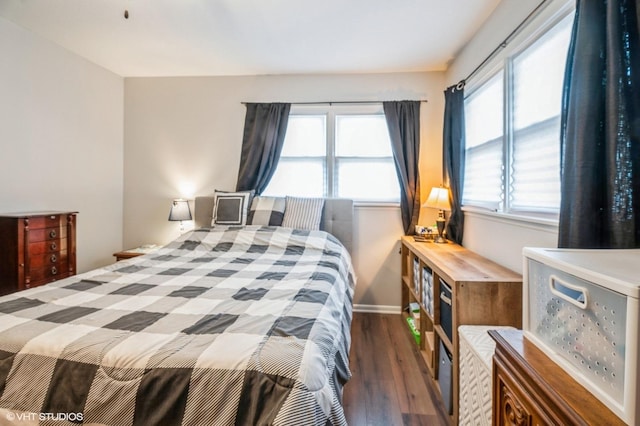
(168, 199, 192, 221)
(423, 187, 451, 211)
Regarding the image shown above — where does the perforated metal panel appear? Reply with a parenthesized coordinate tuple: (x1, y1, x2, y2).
(527, 259, 627, 404)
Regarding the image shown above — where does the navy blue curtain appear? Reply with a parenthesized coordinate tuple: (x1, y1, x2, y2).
(558, 0, 640, 248)
(384, 101, 421, 235)
(442, 84, 466, 245)
(236, 103, 291, 194)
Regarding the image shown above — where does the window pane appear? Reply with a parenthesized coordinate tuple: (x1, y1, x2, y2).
(511, 119, 561, 210)
(262, 159, 325, 197)
(465, 73, 503, 149)
(281, 115, 326, 156)
(335, 115, 392, 157)
(513, 15, 573, 130)
(336, 159, 400, 201)
(510, 15, 572, 212)
(464, 72, 504, 208)
(462, 138, 503, 208)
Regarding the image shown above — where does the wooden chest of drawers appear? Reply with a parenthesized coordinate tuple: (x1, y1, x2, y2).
(0, 211, 77, 296)
(489, 329, 624, 426)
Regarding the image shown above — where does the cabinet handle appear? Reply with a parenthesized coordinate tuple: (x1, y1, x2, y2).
(49, 230, 57, 238)
(51, 266, 58, 275)
(50, 255, 57, 263)
(50, 242, 57, 250)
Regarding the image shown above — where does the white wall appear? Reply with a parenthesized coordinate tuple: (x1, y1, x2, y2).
(446, 0, 543, 84)
(0, 17, 124, 272)
(445, 0, 571, 273)
(123, 72, 446, 309)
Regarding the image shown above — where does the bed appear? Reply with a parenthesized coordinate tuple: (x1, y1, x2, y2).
(0, 197, 355, 426)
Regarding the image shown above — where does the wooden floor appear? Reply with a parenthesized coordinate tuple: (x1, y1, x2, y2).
(343, 313, 450, 426)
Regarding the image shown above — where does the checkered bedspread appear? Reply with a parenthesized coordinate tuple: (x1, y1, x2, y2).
(0, 226, 355, 426)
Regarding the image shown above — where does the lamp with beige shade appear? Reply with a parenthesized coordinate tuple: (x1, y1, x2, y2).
(423, 187, 451, 243)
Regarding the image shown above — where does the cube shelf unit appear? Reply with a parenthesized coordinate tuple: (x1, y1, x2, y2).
(400, 236, 522, 424)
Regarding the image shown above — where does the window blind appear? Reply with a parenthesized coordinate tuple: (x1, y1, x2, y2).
(510, 14, 572, 213)
(463, 73, 503, 209)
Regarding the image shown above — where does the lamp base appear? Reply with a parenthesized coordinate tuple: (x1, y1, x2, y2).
(434, 213, 447, 243)
(433, 235, 448, 244)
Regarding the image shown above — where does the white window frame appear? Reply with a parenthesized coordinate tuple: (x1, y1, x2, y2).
(462, 3, 574, 224)
(265, 103, 400, 204)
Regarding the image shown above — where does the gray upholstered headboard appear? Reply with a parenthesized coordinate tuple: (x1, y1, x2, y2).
(193, 196, 354, 253)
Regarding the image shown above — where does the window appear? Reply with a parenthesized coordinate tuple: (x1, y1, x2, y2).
(263, 105, 400, 202)
(463, 13, 573, 216)
(463, 73, 504, 210)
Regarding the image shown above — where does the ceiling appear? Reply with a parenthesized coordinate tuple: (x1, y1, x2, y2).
(0, 0, 501, 77)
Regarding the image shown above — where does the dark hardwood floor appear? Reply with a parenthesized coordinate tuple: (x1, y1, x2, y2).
(343, 313, 449, 426)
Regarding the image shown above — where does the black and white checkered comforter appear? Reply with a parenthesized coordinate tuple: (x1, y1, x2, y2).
(0, 226, 355, 426)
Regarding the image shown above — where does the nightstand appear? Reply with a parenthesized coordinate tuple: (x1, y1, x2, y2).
(113, 245, 159, 261)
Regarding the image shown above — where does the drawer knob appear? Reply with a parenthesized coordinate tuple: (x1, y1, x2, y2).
(51, 266, 58, 275)
(50, 242, 57, 250)
(50, 215, 56, 220)
(50, 254, 57, 263)
(49, 230, 57, 238)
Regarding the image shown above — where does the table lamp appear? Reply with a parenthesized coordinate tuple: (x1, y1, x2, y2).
(423, 187, 451, 243)
(168, 199, 192, 232)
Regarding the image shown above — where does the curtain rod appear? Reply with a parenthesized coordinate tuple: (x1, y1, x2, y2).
(241, 100, 428, 106)
(459, 0, 550, 87)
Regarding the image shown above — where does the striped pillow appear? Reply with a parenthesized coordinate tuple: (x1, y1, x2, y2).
(282, 196, 325, 230)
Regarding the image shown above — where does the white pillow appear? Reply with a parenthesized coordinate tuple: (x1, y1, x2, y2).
(212, 190, 253, 226)
(282, 196, 325, 230)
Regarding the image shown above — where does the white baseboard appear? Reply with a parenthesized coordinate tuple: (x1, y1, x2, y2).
(353, 304, 401, 314)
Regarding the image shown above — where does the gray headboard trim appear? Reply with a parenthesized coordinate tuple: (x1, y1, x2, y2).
(193, 196, 353, 253)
